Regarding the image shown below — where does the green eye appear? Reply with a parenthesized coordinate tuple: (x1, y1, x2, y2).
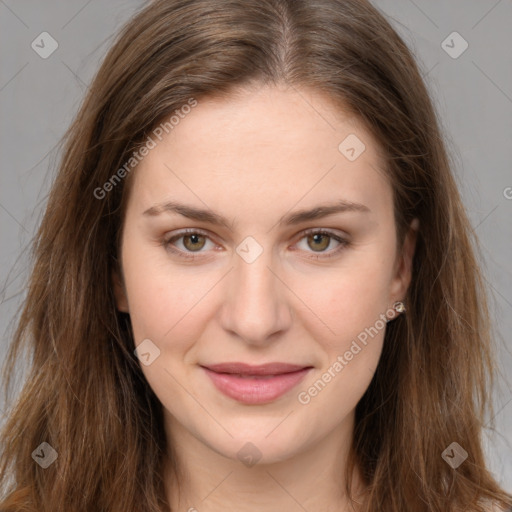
(296, 229, 348, 259)
(163, 229, 215, 259)
(162, 228, 349, 261)
(306, 233, 331, 252)
(182, 233, 207, 252)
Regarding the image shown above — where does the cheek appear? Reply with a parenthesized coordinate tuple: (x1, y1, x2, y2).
(294, 264, 389, 414)
(120, 237, 211, 350)
(121, 246, 217, 411)
(292, 251, 393, 413)
(292, 254, 392, 351)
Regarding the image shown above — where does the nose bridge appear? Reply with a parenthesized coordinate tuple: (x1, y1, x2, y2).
(220, 237, 291, 344)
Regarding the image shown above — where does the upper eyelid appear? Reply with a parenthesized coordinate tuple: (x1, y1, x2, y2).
(165, 228, 220, 245)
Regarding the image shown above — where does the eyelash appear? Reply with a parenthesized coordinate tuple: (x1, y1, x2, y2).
(161, 228, 349, 261)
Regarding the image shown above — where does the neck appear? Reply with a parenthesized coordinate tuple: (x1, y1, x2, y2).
(163, 411, 366, 512)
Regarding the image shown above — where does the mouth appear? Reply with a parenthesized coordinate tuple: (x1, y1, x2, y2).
(200, 362, 313, 404)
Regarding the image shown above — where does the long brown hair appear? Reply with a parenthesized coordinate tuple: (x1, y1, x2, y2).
(1, 0, 511, 510)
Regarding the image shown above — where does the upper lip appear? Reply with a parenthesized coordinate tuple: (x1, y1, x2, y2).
(202, 362, 311, 376)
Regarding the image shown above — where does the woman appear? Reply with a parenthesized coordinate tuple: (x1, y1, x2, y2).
(1, 0, 510, 510)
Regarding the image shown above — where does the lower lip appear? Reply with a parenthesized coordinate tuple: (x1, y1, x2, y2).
(202, 367, 311, 404)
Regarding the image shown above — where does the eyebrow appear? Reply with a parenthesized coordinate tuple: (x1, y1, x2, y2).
(142, 199, 371, 229)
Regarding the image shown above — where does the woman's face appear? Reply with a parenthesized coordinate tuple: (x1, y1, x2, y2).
(115, 84, 416, 466)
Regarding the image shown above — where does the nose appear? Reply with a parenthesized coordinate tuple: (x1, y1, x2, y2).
(219, 246, 292, 346)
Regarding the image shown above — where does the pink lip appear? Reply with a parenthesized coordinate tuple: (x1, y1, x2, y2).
(201, 362, 312, 404)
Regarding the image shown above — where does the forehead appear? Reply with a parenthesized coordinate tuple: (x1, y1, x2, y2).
(128, 84, 392, 224)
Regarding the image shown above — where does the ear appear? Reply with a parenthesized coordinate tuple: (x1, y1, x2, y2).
(388, 218, 419, 304)
(112, 268, 130, 313)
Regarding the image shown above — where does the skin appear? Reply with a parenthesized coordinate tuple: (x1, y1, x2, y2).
(114, 83, 418, 512)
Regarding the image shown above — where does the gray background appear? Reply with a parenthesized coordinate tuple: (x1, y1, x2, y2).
(1, 0, 511, 493)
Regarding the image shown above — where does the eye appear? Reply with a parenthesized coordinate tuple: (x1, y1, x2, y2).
(162, 229, 218, 259)
(294, 229, 349, 260)
(162, 228, 349, 260)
